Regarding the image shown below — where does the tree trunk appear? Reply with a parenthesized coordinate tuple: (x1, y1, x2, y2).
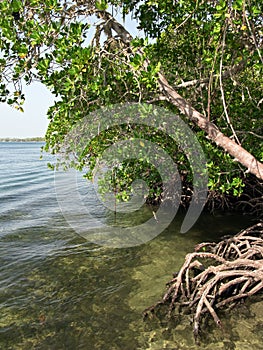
(100, 11, 263, 181)
(158, 74, 263, 180)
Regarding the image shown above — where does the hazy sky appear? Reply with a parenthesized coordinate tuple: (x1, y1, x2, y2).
(0, 15, 141, 138)
(0, 83, 54, 138)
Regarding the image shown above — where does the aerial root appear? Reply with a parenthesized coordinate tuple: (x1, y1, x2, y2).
(143, 222, 263, 340)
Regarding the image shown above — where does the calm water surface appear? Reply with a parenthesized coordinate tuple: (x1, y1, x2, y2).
(0, 142, 262, 350)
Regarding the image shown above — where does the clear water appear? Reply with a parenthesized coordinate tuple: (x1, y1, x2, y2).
(0, 142, 262, 350)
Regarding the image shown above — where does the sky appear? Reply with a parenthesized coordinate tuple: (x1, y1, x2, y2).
(0, 13, 142, 139)
(0, 83, 54, 138)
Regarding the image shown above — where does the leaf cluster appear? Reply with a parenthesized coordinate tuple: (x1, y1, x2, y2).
(0, 0, 262, 204)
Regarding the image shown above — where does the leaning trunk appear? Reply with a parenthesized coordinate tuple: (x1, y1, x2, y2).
(99, 11, 263, 181)
(158, 74, 263, 180)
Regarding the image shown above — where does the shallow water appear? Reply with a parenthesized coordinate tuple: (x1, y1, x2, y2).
(0, 142, 262, 349)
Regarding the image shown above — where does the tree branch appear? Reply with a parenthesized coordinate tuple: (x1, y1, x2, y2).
(98, 11, 263, 181)
(174, 60, 246, 89)
(158, 74, 263, 180)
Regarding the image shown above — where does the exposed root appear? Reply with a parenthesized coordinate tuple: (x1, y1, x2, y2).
(143, 222, 263, 340)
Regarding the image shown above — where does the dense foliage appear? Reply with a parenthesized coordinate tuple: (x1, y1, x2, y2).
(0, 0, 262, 208)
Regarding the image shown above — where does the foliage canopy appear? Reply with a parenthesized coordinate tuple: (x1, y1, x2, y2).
(0, 0, 262, 208)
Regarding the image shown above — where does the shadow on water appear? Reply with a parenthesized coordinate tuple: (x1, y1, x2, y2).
(0, 143, 262, 349)
(0, 211, 261, 350)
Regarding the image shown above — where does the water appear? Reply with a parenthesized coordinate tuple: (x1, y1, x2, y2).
(0, 142, 262, 350)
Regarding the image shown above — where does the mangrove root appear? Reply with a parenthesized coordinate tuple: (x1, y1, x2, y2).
(143, 222, 263, 340)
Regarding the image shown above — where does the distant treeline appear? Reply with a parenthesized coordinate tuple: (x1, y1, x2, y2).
(0, 137, 45, 142)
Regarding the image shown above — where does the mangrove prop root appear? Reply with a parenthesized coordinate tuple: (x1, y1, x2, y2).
(143, 222, 263, 339)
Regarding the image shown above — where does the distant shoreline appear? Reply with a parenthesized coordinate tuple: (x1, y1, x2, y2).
(0, 137, 45, 142)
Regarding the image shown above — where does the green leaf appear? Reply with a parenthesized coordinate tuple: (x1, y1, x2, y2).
(233, 0, 244, 10)
(11, 0, 22, 12)
(95, 0, 108, 10)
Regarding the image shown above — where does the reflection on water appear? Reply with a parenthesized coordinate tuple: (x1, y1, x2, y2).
(0, 143, 262, 349)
